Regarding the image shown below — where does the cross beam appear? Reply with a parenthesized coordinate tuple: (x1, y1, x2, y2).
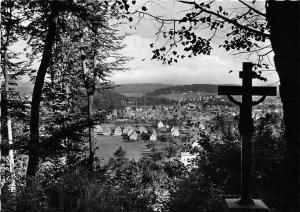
(218, 86, 276, 96)
(218, 62, 277, 205)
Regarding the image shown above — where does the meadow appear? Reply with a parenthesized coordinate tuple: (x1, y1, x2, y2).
(95, 135, 149, 164)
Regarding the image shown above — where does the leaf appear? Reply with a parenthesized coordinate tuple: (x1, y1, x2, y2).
(180, 17, 188, 23)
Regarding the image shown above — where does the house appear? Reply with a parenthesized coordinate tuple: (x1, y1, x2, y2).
(129, 130, 138, 141)
(106, 114, 112, 120)
(191, 141, 204, 152)
(102, 127, 111, 136)
(95, 125, 103, 134)
(180, 152, 198, 166)
(150, 133, 157, 142)
(60, 156, 66, 165)
(139, 126, 148, 134)
(187, 103, 196, 110)
(112, 110, 118, 118)
(199, 123, 205, 130)
(191, 141, 200, 148)
(127, 127, 135, 136)
(171, 127, 180, 137)
(123, 125, 133, 135)
(157, 121, 164, 128)
(171, 126, 175, 132)
(114, 127, 122, 136)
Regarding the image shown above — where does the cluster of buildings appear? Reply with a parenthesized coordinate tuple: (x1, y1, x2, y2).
(94, 121, 182, 142)
(101, 95, 283, 166)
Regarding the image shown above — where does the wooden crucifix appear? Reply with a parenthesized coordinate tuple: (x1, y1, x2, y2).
(218, 62, 277, 205)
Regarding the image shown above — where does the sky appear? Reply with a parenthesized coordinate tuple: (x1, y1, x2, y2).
(9, 0, 279, 87)
(109, 0, 279, 86)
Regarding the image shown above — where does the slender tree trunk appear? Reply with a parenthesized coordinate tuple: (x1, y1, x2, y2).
(7, 119, 15, 192)
(0, 2, 2, 209)
(3, 43, 16, 193)
(26, 6, 59, 181)
(1, 59, 8, 149)
(267, 1, 300, 211)
(89, 52, 97, 166)
(2, 3, 16, 191)
(80, 47, 96, 167)
(6, 1, 16, 193)
(88, 94, 95, 166)
(0, 65, 2, 212)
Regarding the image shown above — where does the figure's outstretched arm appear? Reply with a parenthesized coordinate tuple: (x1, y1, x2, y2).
(252, 96, 266, 106)
(227, 95, 242, 106)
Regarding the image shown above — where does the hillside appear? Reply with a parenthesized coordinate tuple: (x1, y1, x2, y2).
(142, 84, 219, 101)
(112, 83, 172, 97)
(77, 89, 127, 110)
(94, 90, 127, 110)
(14, 82, 173, 97)
(148, 84, 218, 95)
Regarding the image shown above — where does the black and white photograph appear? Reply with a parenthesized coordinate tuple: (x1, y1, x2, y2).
(0, 0, 299, 211)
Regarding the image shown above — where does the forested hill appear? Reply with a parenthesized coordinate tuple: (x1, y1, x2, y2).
(112, 83, 172, 95)
(147, 84, 218, 96)
(78, 89, 127, 110)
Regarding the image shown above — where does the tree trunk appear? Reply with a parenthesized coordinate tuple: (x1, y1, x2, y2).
(0, 84, 2, 212)
(0, 3, 3, 209)
(2, 26, 16, 192)
(80, 46, 96, 167)
(4, 48, 16, 194)
(26, 6, 59, 181)
(1, 46, 8, 146)
(7, 119, 16, 192)
(266, 1, 300, 211)
(88, 94, 95, 166)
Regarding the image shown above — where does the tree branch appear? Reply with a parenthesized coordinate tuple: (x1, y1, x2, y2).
(131, 10, 182, 22)
(238, 0, 266, 17)
(232, 45, 272, 55)
(69, 3, 105, 33)
(178, 0, 270, 38)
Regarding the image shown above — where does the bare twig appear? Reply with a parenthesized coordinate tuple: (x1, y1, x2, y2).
(232, 45, 272, 55)
(238, 0, 266, 17)
(178, 0, 269, 38)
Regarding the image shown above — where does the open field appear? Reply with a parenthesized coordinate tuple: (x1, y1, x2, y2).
(120, 92, 145, 97)
(95, 135, 149, 164)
